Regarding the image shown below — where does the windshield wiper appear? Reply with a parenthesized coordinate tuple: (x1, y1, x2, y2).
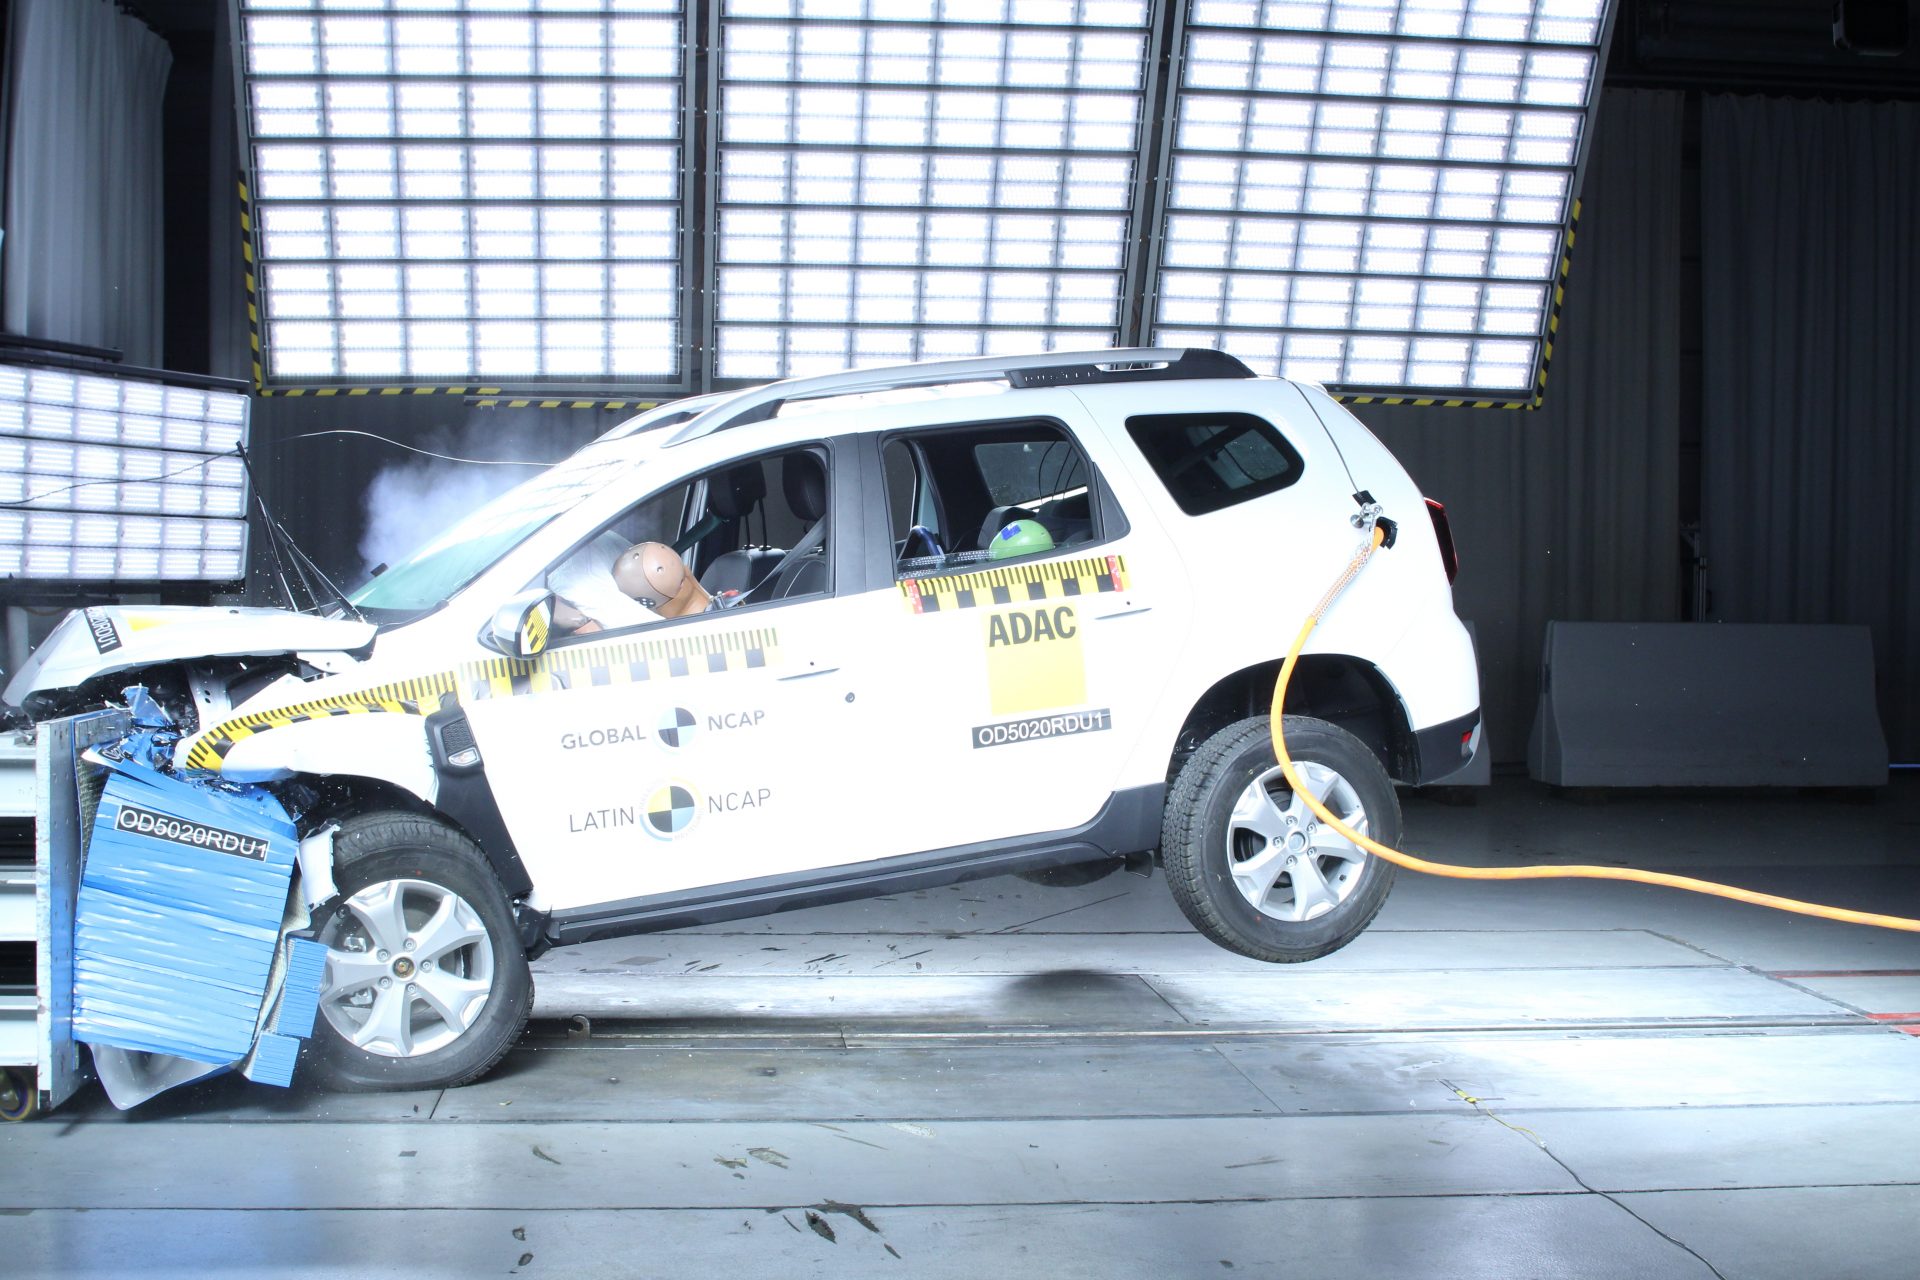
(235, 444, 366, 623)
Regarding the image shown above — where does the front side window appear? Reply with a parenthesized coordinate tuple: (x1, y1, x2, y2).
(541, 446, 832, 641)
(1125, 412, 1303, 516)
(882, 420, 1106, 577)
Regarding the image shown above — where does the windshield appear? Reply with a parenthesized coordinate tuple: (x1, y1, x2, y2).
(349, 455, 630, 618)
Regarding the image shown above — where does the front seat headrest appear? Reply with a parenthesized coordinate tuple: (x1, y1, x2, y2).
(782, 453, 827, 523)
(708, 461, 767, 520)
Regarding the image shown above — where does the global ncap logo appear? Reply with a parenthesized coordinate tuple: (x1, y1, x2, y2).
(656, 705, 696, 751)
(644, 780, 700, 840)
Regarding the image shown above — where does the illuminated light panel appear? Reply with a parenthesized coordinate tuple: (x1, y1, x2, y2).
(714, 1, 1152, 380)
(1154, 0, 1607, 397)
(239, 2, 685, 385)
(0, 364, 251, 582)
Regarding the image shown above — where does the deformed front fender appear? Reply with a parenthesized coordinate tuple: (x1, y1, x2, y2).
(211, 710, 438, 805)
(203, 699, 539, 907)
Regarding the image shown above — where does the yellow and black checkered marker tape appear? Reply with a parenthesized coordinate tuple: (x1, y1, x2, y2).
(182, 626, 780, 772)
(181, 672, 460, 771)
(462, 626, 777, 702)
(901, 555, 1129, 614)
(517, 600, 551, 657)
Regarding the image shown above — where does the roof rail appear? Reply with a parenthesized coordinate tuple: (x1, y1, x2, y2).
(663, 347, 1256, 447)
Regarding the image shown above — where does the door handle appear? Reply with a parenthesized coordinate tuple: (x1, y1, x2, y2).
(778, 664, 841, 681)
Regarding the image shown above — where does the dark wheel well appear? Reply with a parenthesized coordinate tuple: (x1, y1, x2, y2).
(290, 774, 549, 955)
(297, 775, 449, 836)
(1168, 657, 1415, 785)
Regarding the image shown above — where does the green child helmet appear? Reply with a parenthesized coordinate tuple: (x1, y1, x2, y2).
(988, 518, 1054, 560)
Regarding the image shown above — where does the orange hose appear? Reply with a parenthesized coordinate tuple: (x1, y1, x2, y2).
(1270, 526, 1920, 933)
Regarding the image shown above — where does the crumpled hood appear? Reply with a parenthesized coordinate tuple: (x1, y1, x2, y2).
(3, 605, 377, 708)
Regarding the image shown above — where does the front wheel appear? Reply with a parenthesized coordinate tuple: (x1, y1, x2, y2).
(304, 813, 533, 1092)
(1162, 716, 1399, 963)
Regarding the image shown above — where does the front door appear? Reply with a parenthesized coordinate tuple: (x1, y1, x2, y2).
(460, 442, 891, 913)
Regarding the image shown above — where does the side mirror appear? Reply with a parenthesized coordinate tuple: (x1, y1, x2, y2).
(482, 590, 556, 659)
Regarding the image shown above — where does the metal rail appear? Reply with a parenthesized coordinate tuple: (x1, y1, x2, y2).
(664, 345, 1255, 445)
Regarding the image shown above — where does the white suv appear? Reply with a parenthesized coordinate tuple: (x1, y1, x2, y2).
(7, 348, 1480, 1091)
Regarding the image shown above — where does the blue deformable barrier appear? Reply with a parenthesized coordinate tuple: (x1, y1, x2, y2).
(73, 757, 300, 1065)
(244, 1032, 303, 1087)
(273, 936, 329, 1039)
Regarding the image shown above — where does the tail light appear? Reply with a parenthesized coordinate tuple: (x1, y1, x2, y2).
(1425, 498, 1458, 583)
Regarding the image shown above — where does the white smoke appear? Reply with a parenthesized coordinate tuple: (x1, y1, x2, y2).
(356, 417, 558, 581)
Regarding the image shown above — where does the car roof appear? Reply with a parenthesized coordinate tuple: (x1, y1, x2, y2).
(664, 347, 1265, 449)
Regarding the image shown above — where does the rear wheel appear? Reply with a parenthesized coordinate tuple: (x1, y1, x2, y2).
(1163, 716, 1399, 963)
(305, 813, 532, 1092)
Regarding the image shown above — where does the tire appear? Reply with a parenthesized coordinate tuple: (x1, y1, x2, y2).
(1162, 716, 1399, 963)
(1015, 860, 1123, 889)
(0, 1067, 37, 1122)
(303, 812, 533, 1092)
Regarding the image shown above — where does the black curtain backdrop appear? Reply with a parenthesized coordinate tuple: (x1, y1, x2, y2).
(1354, 89, 1686, 763)
(1701, 96, 1920, 761)
(1, 0, 172, 364)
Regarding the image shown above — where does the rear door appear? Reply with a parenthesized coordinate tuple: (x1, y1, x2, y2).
(859, 407, 1184, 850)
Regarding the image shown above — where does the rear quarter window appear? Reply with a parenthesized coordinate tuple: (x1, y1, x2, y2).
(1124, 412, 1304, 516)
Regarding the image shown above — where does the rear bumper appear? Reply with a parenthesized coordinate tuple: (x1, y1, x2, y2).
(1411, 709, 1482, 785)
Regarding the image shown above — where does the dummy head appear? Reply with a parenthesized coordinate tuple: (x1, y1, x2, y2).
(987, 518, 1055, 561)
(612, 541, 711, 618)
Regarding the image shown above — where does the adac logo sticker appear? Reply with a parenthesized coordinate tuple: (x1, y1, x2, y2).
(656, 706, 696, 751)
(644, 780, 701, 840)
(983, 603, 1085, 715)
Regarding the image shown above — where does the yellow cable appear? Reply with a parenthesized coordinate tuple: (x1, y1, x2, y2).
(1269, 527, 1920, 933)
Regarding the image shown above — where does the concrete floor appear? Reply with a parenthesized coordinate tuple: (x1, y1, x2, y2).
(4, 777, 1918, 1278)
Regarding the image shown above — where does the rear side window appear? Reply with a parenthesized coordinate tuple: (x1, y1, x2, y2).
(1125, 412, 1303, 516)
(881, 419, 1109, 576)
(973, 438, 1088, 507)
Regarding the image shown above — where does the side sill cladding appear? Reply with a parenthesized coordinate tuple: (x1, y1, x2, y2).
(547, 783, 1166, 946)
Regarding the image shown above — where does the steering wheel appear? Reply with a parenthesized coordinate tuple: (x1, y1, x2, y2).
(902, 524, 943, 560)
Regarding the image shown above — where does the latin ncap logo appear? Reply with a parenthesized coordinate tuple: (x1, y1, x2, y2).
(644, 781, 700, 839)
(707, 787, 771, 813)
